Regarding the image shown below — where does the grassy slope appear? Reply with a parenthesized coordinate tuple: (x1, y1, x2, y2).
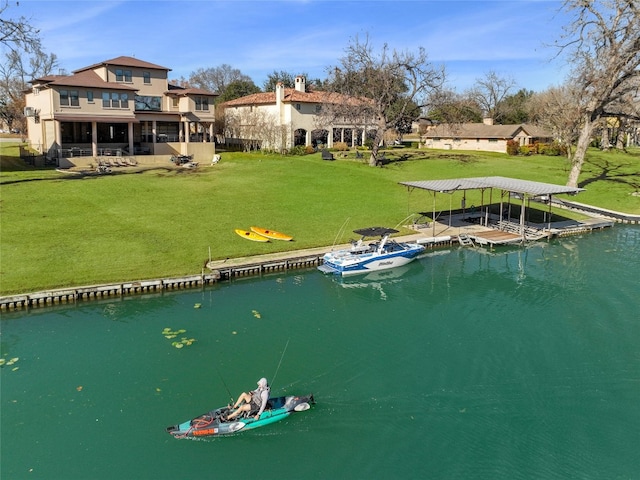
(1, 146, 638, 294)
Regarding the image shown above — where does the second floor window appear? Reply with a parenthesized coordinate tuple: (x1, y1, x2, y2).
(60, 89, 79, 107)
(115, 69, 132, 82)
(195, 97, 209, 111)
(135, 95, 162, 111)
(102, 92, 129, 108)
(143, 72, 151, 84)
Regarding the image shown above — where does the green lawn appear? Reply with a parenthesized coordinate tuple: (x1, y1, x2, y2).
(1, 145, 639, 295)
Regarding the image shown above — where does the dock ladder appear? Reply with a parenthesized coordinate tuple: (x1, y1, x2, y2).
(457, 234, 474, 246)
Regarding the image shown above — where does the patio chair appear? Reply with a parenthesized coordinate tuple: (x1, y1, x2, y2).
(321, 149, 334, 161)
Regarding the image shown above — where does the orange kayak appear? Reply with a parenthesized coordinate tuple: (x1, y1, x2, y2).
(250, 226, 293, 241)
(235, 229, 269, 242)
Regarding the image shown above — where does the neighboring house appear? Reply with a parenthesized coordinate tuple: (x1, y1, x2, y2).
(23, 56, 217, 163)
(221, 76, 375, 151)
(421, 118, 553, 154)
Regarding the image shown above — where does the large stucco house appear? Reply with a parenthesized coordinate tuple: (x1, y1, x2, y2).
(421, 118, 553, 154)
(23, 56, 217, 165)
(221, 76, 375, 151)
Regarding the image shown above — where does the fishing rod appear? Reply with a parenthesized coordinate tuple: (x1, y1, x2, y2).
(270, 337, 290, 391)
(215, 366, 234, 404)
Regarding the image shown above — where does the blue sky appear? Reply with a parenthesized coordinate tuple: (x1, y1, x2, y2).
(10, 0, 571, 93)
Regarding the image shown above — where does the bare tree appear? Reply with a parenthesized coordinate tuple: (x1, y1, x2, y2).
(555, 0, 640, 187)
(224, 108, 287, 152)
(0, 1, 54, 131)
(0, 0, 40, 53)
(0, 42, 58, 133)
(325, 34, 445, 166)
(468, 70, 516, 123)
(528, 82, 584, 157)
(189, 64, 254, 94)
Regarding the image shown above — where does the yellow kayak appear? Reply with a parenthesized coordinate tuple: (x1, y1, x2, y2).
(235, 229, 269, 242)
(250, 226, 293, 241)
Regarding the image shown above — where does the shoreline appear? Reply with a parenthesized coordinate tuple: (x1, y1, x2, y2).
(2, 200, 638, 311)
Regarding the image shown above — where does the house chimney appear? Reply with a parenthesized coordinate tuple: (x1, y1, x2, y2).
(276, 82, 285, 107)
(295, 76, 306, 93)
(483, 117, 494, 126)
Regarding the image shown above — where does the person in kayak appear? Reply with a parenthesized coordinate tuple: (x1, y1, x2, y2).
(226, 377, 270, 420)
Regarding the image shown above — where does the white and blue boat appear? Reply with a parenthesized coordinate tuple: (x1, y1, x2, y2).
(318, 227, 425, 276)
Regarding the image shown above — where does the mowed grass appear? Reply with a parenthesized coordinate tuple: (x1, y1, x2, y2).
(1, 146, 639, 294)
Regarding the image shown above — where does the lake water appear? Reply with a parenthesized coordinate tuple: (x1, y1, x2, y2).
(1, 226, 639, 479)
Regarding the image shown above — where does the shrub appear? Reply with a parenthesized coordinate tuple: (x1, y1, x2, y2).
(304, 145, 316, 154)
(539, 141, 567, 156)
(288, 145, 307, 156)
(506, 140, 519, 156)
(518, 145, 532, 155)
(333, 142, 349, 151)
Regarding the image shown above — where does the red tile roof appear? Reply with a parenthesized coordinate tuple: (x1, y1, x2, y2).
(221, 88, 365, 107)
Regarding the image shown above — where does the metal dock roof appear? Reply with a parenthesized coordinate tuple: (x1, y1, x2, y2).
(399, 176, 584, 197)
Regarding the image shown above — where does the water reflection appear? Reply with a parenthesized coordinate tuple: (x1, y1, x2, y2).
(331, 260, 426, 300)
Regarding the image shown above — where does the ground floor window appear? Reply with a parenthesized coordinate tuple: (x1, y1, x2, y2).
(155, 122, 180, 142)
(60, 122, 92, 143)
(97, 123, 128, 143)
(311, 129, 329, 148)
(294, 129, 307, 146)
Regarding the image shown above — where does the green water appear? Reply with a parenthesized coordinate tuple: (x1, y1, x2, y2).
(2, 226, 639, 479)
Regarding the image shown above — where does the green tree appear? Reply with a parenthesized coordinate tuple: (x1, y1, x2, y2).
(387, 99, 421, 138)
(263, 70, 299, 91)
(426, 89, 482, 124)
(496, 89, 534, 125)
(216, 79, 261, 103)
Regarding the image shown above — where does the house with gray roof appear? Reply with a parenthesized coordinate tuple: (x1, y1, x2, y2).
(421, 118, 553, 154)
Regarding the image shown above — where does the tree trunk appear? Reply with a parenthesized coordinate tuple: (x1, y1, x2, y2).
(368, 150, 378, 166)
(368, 122, 386, 167)
(615, 118, 626, 150)
(567, 116, 595, 188)
(601, 126, 610, 151)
